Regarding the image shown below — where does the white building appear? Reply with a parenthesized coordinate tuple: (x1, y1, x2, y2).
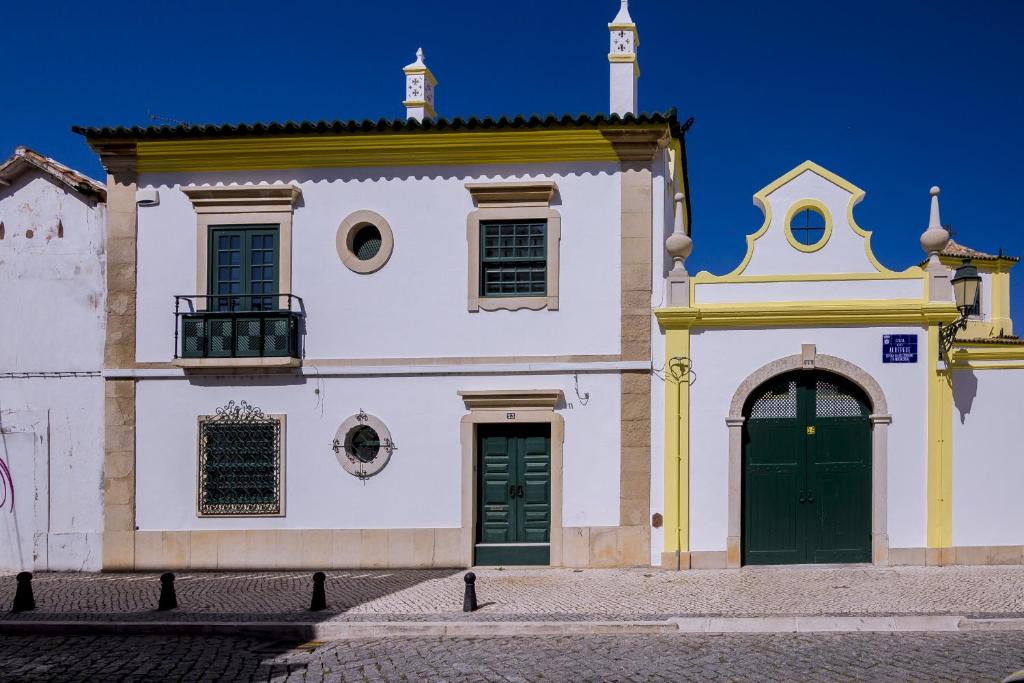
(0, 147, 107, 571)
(74, 2, 692, 570)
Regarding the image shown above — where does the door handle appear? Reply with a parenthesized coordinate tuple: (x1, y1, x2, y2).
(807, 490, 815, 503)
(509, 485, 516, 498)
(516, 485, 524, 498)
(798, 491, 806, 503)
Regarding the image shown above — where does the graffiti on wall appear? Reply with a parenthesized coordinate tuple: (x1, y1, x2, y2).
(0, 458, 13, 512)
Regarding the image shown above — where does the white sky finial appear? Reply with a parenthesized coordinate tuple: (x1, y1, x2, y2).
(928, 186, 942, 229)
(406, 48, 426, 69)
(613, 0, 634, 24)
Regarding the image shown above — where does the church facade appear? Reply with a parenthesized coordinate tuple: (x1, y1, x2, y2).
(654, 162, 1024, 569)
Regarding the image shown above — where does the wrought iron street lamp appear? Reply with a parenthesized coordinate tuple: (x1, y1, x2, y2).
(939, 258, 982, 362)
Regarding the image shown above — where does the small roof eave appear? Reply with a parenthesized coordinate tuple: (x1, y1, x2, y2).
(0, 147, 106, 200)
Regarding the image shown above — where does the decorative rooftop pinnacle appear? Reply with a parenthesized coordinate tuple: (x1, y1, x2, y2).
(405, 48, 426, 70)
(929, 186, 941, 229)
(920, 185, 950, 265)
(403, 47, 437, 122)
(666, 192, 692, 272)
(612, 0, 634, 24)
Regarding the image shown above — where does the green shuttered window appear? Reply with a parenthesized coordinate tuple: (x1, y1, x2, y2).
(209, 225, 279, 312)
(480, 220, 547, 297)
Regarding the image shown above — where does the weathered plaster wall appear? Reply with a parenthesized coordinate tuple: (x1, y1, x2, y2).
(952, 367, 1024, 547)
(688, 325, 929, 552)
(0, 170, 105, 571)
(0, 173, 105, 369)
(135, 163, 622, 362)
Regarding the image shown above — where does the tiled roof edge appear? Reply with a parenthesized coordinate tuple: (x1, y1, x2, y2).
(72, 110, 687, 141)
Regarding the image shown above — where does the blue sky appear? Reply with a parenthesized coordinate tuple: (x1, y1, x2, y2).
(5, 1, 1023, 322)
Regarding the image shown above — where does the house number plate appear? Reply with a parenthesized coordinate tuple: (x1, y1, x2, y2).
(506, 412, 516, 420)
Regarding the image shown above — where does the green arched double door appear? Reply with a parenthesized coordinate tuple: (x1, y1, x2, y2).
(742, 370, 872, 565)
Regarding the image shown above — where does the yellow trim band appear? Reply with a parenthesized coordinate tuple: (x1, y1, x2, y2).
(927, 325, 954, 548)
(656, 300, 957, 330)
(951, 344, 1024, 362)
(662, 328, 690, 556)
(133, 128, 665, 173)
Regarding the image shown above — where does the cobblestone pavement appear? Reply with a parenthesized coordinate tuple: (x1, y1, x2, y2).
(2, 632, 1023, 682)
(2, 565, 1024, 622)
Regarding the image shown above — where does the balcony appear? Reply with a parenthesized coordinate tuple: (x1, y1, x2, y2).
(173, 294, 303, 369)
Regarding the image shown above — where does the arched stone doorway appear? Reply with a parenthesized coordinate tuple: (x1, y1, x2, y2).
(725, 354, 892, 568)
(742, 370, 871, 565)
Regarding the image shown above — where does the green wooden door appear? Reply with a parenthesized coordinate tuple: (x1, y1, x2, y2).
(743, 371, 871, 565)
(476, 424, 551, 565)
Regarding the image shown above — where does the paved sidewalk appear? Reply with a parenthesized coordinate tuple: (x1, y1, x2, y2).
(2, 565, 1023, 623)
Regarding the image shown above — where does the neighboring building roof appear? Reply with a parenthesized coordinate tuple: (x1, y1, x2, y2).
(958, 335, 1024, 346)
(0, 146, 106, 200)
(72, 110, 691, 141)
(938, 239, 1019, 263)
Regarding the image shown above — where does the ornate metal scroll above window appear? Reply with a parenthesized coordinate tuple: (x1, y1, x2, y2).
(332, 410, 396, 480)
(198, 400, 283, 516)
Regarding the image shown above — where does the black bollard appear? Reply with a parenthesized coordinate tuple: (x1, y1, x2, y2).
(158, 572, 177, 611)
(310, 571, 327, 611)
(11, 572, 35, 613)
(462, 572, 478, 612)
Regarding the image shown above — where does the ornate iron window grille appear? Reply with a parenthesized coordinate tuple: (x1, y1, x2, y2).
(199, 400, 282, 516)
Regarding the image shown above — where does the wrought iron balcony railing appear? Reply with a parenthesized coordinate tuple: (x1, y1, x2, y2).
(174, 294, 303, 360)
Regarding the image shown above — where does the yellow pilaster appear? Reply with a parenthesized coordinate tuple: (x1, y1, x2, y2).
(662, 327, 690, 557)
(992, 268, 1012, 335)
(926, 324, 954, 549)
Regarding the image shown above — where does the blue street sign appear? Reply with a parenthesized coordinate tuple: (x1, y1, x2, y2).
(883, 334, 918, 363)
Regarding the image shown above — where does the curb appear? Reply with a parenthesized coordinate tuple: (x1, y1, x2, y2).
(2, 616, 1024, 638)
(670, 616, 964, 633)
(0, 620, 677, 639)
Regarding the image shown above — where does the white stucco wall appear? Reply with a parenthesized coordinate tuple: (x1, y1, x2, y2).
(687, 325, 929, 552)
(135, 372, 621, 531)
(135, 163, 623, 363)
(0, 169, 105, 571)
(694, 278, 923, 304)
(952, 368, 1024, 547)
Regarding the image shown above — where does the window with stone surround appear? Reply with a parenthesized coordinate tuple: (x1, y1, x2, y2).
(465, 182, 561, 312)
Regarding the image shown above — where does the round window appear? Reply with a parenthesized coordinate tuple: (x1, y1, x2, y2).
(332, 412, 395, 478)
(352, 224, 382, 261)
(789, 207, 826, 246)
(785, 202, 832, 252)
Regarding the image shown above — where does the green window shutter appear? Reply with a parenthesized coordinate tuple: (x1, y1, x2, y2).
(208, 225, 279, 312)
(479, 220, 547, 297)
